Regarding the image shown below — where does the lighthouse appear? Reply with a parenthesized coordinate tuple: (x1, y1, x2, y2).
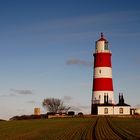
(91, 33, 115, 114)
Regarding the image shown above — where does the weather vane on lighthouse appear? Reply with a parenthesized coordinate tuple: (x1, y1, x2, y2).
(101, 32, 103, 38)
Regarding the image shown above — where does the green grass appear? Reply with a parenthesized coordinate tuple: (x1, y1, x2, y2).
(0, 117, 96, 140)
(109, 117, 140, 139)
(0, 116, 140, 140)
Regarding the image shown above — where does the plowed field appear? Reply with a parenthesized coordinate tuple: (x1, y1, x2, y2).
(0, 116, 140, 140)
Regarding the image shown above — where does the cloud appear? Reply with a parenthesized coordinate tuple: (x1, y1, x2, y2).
(70, 105, 90, 113)
(0, 93, 16, 97)
(27, 100, 36, 104)
(70, 106, 81, 112)
(0, 94, 7, 97)
(63, 96, 73, 102)
(33, 10, 140, 36)
(17, 109, 25, 112)
(66, 59, 92, 67)
(136, 104, 140, 108)
(10, 89, 33, 95)
(9, 93, 16, 96)
(62, 96, 90, 113)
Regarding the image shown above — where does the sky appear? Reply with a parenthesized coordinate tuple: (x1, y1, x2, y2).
(0, 0, 140, 119)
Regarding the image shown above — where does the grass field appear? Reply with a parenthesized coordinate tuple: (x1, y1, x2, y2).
(0, 116, 140, 140)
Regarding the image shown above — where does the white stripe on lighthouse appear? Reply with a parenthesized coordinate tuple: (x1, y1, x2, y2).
(94, 67, 112, 78)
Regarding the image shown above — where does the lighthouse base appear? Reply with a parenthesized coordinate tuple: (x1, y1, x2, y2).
(91, 103, 114, 115)
(91, 104, 98, 115)
(91, 103, 130, 115)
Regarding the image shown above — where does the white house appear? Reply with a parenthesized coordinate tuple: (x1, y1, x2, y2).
(98, 105, 130, 115)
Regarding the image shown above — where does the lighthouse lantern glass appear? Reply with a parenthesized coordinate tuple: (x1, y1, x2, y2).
(104, 42, 109, 50)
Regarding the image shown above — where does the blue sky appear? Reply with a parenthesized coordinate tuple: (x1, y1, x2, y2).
(0, 0, 140, 119)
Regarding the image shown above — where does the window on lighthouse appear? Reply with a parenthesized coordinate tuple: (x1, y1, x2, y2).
(104, 42, 109, 50)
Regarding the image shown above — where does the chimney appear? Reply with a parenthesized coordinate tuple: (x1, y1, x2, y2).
(119, 93, 121, 104)
(122, 93, 124, 104)
(104, 93, 106, 104)
(107, 93, 108, 104)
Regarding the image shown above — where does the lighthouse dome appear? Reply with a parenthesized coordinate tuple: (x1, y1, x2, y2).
(95, 33, 110, 53)
(98, 33, 108, 42)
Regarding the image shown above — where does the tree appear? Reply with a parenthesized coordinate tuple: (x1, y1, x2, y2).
(42, 98, 70, 113)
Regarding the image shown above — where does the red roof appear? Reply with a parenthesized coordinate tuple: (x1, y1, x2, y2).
(98, 33, 108, 42)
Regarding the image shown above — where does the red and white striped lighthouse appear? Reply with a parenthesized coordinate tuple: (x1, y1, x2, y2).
(91, 33, 115, 114)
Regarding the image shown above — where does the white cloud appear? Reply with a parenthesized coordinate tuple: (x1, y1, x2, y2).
(66, 59, 92, 67)
(33, 10, 140, 35)
(70, 105, 90, 114)
(10, 89, 33, 95)
(27, 100, 36, 104)
(63, 96, 73, 101)
(0, 93, 16, 97)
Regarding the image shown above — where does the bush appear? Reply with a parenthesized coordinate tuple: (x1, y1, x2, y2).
(10, 114, 48, 120)
(78, 112, 83, 116)
(47, 112, 56, 116)
(68, 111, 75, 116)
(0, 119, 6, 121)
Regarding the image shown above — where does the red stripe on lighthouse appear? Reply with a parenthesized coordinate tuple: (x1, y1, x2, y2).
(94, 53, 112, 67)
(93, 78, 113, 91)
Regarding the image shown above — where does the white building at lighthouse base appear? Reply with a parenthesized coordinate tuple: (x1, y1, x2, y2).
(95, 94, 130, 115)
(98, 105, 130, 115)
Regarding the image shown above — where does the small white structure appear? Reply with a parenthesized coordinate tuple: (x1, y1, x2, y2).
(98, 106, 130, 115)
(135, 108, 140, 114)
(34, 108, 41, 115)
